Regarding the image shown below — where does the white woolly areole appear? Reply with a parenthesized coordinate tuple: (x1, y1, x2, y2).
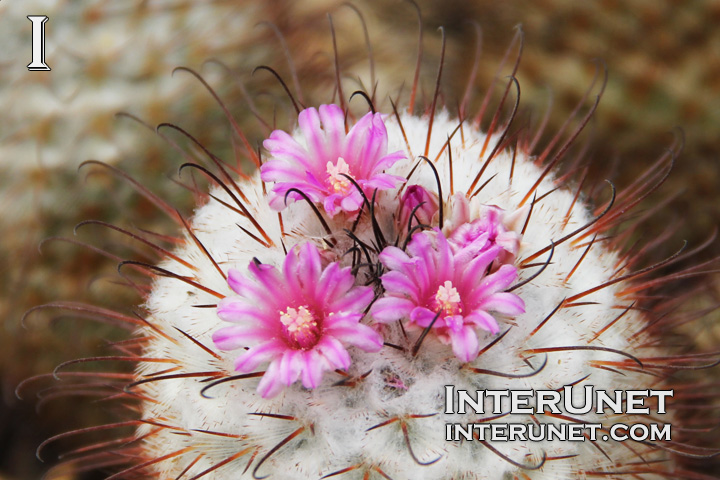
(137, 111, 670, 479)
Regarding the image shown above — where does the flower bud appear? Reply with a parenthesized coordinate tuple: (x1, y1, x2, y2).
(398, 184, 439, 230)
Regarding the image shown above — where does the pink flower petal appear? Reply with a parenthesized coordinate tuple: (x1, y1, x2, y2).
(378, 246, 412, 271)
(246, 262, 285, 299)
(339, 194, 363, 213)
(212, 325, 275, 350)
(298, 242, 322, 289)
(262, 131, 313, 170)
(477, 292, 526, 316)
(323, 313, 365, 329)
(343, 113, 382, 174)
(282, 245, 304, 298)
(496, 231, 521, 256)
(316, 336, 352, 370)
(234, 340, 287, 372)
(372, 150, 407, 172)
(370, 297, 415, 323)
(298, 107, 326, 161)
(317, 263, 354, 304)
(459, 246, 502, 287)
(318, 104, 345, 159)
(329, 285, 374, 313)
(279, 350, 304, 386)
(449, 326, 480, 362)
(380, 272, 421, 302)
(465, 311, 500, 335)
(227, 268, 259, 297)
(435, 231, 454, 281)
(410, 307, 439, 328)
(469, 264, 517, 299)
(300, 349, 325, 389)
(406, 231, 437, 284)
(325, 322, 383, 352)
(257, 360, 284, 399)
(361, 173, 406, 191)
(323, 196, 342, 217)
(216, 297, 269, 323)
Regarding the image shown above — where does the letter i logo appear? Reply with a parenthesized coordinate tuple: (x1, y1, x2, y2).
(27, 15, 51, 71)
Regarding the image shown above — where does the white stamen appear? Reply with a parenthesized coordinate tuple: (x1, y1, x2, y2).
(280, 305, 317, 335)
(326, 157, 352, 194)
(435, 280, 462, 315)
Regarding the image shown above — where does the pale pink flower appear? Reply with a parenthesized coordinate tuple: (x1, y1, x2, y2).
(371, 229, 524, 362)
(260, 104, 406, 217)
(446, 194, 522, 266)
(213, 242, 383, 398)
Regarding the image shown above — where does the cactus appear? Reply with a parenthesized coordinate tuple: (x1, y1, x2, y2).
(21, 4, 720, 480)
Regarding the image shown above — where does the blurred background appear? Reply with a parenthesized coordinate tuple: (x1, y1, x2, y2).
(1, 0, 718, 478)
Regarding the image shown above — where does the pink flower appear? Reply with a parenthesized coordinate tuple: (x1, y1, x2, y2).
(446, 195, 522, 266)
(213, 243, 383, 398)
(261, 104, 406, 217)
(397, 185, 439, 231)
(371, 229, 525, 362)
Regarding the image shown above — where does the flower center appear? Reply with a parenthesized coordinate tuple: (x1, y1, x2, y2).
(280, 305, 319, 348)
(434, 280, 462, 316)
(326, 157, 352, 194)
